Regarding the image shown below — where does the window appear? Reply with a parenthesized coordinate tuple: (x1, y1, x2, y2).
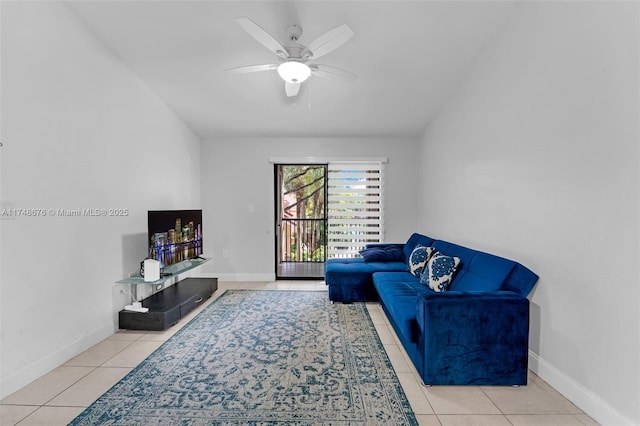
(327, 162, 384, 258)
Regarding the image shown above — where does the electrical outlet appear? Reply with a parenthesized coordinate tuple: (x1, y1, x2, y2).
(222, 249, 229, 258)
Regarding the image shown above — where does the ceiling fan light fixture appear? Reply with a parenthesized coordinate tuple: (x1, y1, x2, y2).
(277, 61, 311, 83)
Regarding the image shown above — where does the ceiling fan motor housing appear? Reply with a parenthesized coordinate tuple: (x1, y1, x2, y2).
(285, 46, 305, 60)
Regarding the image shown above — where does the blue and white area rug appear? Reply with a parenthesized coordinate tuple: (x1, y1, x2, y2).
(70, 290, 417, 425)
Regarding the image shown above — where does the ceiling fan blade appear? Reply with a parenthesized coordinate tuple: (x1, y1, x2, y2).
(236, 17, 289, 59)
(227, 64, 279, 74)
(302, 24, 354, 60)
(310, 64, 357, 81)
(285, 81, 301, 97)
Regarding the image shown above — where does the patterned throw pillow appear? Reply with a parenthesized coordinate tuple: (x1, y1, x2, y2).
(408, 245, 435, 277)
(420, 252, 461, 292)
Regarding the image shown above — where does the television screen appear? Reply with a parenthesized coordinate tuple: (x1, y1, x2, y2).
(148, 209, 203, 268)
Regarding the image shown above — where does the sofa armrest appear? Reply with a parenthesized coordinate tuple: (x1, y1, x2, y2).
(416, 291, 530, 385)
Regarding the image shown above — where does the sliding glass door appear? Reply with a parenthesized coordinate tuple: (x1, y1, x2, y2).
(275, 164, 327, 279)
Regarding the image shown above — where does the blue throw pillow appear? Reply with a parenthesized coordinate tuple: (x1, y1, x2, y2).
(359, 245, 405, 262)
(408, 245, 435, 277)
(420, 251, 461, 292)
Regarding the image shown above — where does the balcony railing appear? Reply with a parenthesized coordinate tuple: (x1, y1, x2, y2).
(280, 218, 326, 262)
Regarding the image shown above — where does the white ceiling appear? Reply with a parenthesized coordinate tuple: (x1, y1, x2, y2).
(66, 1, 518, 139)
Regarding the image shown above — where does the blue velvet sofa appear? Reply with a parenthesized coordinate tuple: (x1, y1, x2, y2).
(325, 233, 538, 386)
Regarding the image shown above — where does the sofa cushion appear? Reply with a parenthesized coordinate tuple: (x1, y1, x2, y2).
(420, 252, 461, 292)
(359, 244, 405, 263)
(408, 245, 435, 277)
(372, 272, 430, 343)
(432, 240, 517, 292)
(403, 233, 436, 264)
(325, 258, 407, 287)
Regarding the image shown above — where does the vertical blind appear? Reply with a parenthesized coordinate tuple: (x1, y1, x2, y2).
(327, 162, 385, 258)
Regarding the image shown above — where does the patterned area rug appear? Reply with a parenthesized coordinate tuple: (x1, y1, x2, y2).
(70, 290, 417, 425)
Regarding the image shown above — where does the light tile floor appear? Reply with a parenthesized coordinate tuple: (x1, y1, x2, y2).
(1, 281, 599, 426)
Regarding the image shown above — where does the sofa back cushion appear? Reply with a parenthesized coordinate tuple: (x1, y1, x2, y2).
(403, 233, 436, 264)
(431, 240, 537, 296)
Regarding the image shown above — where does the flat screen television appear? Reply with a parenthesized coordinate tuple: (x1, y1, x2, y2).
(148, 209, 203, 269)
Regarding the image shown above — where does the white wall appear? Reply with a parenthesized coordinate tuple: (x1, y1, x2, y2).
(200, 137, 419, 281)
(418, 2, 639, 425)
(0, 2, 201, 397)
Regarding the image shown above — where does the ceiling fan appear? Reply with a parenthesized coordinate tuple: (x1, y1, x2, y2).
(228, 17, 356, 97)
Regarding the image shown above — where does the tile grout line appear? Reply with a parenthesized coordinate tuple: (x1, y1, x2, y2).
(478, 386, 514, 425)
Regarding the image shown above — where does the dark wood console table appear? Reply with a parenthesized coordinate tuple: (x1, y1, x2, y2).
(118, 277, 217, 331)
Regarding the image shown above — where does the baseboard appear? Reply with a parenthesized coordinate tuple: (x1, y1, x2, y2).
(529, 351, 635, 426)
(0, 320, 116, 400)
(194, 272, 276, 282)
